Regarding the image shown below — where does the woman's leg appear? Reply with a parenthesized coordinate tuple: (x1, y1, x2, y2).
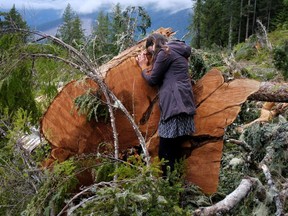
(158, 136, 188, 177)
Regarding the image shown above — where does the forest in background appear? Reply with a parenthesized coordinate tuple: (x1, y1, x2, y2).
(190, 0, 288, 49)
(1, 0, 288, 215)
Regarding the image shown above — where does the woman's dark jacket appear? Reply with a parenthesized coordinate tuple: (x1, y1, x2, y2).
(142, 40, 196, 121)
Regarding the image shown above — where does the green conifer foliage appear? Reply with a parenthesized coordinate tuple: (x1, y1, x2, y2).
(90, 11, 113, 63)
(0, 6, 39, 125)
(273, 40, 288, 79)
(57, 3, 85, 47)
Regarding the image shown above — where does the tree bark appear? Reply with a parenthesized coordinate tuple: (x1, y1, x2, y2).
(248, 82, 288, 102)
(238, 0, 244, 43)
(245, 0, 251, 39)
(267, 0, 272, 31)
(228, 7, 233, 50)
(252, 0, 257, 34)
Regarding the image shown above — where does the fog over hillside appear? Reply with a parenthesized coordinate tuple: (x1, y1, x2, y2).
(27, 8, 192, 39)
(1, 1, 193, 40)
(1, 0, 192, 14)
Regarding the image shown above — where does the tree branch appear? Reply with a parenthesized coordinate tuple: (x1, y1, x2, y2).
(226, 138, 252, 152)
(261, 164, 284, 216)
(193, 177, 258, 216)
(57, 181, 115, 216)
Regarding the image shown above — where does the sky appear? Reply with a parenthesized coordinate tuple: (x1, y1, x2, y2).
(0, 0, 193, 14)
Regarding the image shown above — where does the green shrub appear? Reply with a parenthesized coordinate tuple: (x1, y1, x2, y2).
(189, 48, 223, 80)
(234, 43, 257, 61)
(273, 40, 288, 80)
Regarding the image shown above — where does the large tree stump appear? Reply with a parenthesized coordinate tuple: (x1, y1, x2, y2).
(40, 28, 261, 193)
(40, 79, 113, 162)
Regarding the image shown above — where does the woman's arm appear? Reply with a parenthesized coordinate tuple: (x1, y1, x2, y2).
(141, 50, 171, 86)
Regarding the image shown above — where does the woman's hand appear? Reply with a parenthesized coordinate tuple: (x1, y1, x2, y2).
(136, 51, 149, 70)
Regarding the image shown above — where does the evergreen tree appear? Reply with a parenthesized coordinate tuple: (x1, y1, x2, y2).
(190, 0, 204, 49)
(225, 0, 239, 49)
(109, 4, 151, 54)
(270, 0, 288, 29)
(57, 3, 85, 47)
(238, 0, 244, 43)
(189, 0, 285, 49)
(0, 6, 36, 116)
(274, 0, 288, 29)
(90, 4, 151, 63)
(110, 3, 127, 55)
(0, 6, 39, 143)
(0, 5, 29, 42)
(0, 5, 28, 29)
(119, 6, 151, 52)
(73, 16, 85, 46)
(91, 11, 113, 63)
(200, 0, 224, 48)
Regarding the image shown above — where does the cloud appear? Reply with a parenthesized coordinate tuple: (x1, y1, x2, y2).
(1, 0, 62, 10)
(0, 0, 192, 14)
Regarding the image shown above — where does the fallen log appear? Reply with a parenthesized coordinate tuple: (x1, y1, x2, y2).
(40, 27, 268, 193)
(248, 82, 288, 102)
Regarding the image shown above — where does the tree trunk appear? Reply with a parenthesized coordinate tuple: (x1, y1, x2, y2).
(194, 0, 202, 49)
(238, 0, 243, 43)
(228, 1, 233, 50)
(248, 82, 288, 102)
(245, 0, 251, 39)
(252, 0, 257, 34)
(267, 0, 272, 31)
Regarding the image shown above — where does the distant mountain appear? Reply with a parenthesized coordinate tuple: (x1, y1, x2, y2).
(147, 9, 192, 40)
(5, 7, 193, 41)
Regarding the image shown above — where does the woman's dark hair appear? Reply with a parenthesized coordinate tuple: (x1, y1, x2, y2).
(146, 33, 169, 64)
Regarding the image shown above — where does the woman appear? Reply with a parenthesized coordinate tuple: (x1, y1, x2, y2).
(136, 33, 196, 176)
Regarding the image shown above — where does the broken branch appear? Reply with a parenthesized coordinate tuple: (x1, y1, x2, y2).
(193, 177, 257, 216)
